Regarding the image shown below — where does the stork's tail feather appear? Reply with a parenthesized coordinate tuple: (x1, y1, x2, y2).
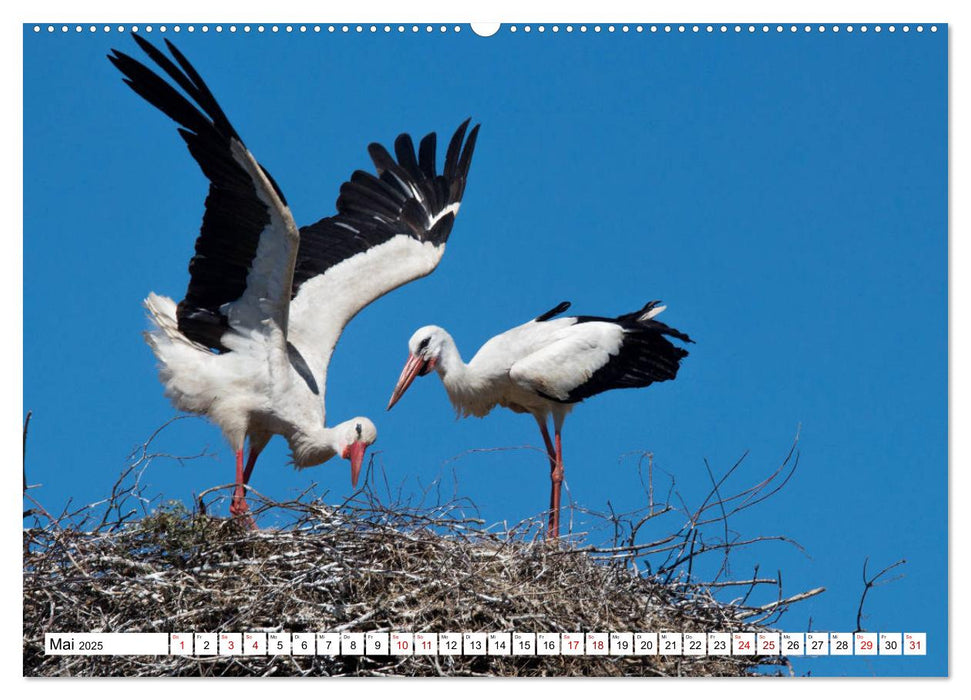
(144, 292, 179, 338)
(144, 292, 211, 352)
(635, 300, 666, 321)
(620, 300, 694, 345)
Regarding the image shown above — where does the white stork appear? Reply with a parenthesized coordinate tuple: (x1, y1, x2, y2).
(109, 37, 479, 519)
(386, 301, 692, 538)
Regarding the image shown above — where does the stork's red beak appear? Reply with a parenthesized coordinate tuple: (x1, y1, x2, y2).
(387, 353, 435, 410)
(343, 441, 367, 488)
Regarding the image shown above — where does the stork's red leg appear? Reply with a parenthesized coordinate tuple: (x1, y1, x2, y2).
(231, 445, 264, 530)
(230, 448, 249, 518)
(537, 421, 557, 468)
(534, 416, 559, 537)
(242, 448, 259, 485)
(549, 430, 565, 540)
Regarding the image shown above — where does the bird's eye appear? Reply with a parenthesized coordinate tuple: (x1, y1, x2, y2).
(418, 337, 430, 351)
(355, 423, 362, 439)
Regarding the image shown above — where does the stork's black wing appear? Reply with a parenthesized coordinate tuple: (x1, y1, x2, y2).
(564, 301, 693, 402)
(291, 120, 479, 295)
(285, 121, 479, 399)
(110, 36, 298, 352)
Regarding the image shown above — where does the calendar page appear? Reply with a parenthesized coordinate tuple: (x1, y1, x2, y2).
(21, 10, 947, 679)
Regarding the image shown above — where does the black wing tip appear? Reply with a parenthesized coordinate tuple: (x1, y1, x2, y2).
(456, 117, 481, 137)
(454, 118, 480, 136)
(366, 119, 479, 175)
(128, 33, 174, 74)
(367, 141, 394, 171)
(107, 36, 150, 76)
(463, 120, 481, 139)
(394, 132, 416, 151)
(331, 119, 479, 250)
(449, 119, 470, 144)
(130, 32, 153, 52)
(111, 34, 242, 144)
(106, 46, 143, 74)
(451, 117, 479, 150)
(459, 122, 480, 172)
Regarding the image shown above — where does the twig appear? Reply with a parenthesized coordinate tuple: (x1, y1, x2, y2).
(735, 587, 826, 619)
(855, 558, 907, 632)
(23, 410, 32, 493)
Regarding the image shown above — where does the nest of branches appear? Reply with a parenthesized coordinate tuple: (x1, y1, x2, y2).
(23, 421, 821, 677)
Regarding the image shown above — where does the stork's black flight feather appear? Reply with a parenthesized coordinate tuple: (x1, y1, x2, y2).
(109, 36, 276, 352)
(562, 301, 693, 403)
(292, 121, 479, 295)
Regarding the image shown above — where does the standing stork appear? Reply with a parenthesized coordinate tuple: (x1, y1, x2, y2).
(387, 301, 691, 538)
(109, 37, 479, 519)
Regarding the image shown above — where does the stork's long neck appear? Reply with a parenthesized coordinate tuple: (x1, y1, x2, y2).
(434, 333, 494, 416)
(287, 424, 340, 468)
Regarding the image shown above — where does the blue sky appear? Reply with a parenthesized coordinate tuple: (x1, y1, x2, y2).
(22, 23, 946, 676)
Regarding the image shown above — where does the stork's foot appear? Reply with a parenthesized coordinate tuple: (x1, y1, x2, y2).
(230, 487, 257, 530)
(229, 497, 248, 517)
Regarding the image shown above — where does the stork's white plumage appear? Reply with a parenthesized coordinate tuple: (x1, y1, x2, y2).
(387, 301, 692, 538)
(110, 37, 478, 520)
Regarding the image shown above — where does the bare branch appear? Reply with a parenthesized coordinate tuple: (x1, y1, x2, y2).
(855, 557, 907, 632)
(23, 410, 32, 493)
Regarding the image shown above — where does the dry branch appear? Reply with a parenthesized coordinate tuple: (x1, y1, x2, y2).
(854, 557, 907, 633)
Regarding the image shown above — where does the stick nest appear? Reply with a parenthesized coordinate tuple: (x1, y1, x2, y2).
(24, 499, 813, 677)
(24, 421, 819, 677)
